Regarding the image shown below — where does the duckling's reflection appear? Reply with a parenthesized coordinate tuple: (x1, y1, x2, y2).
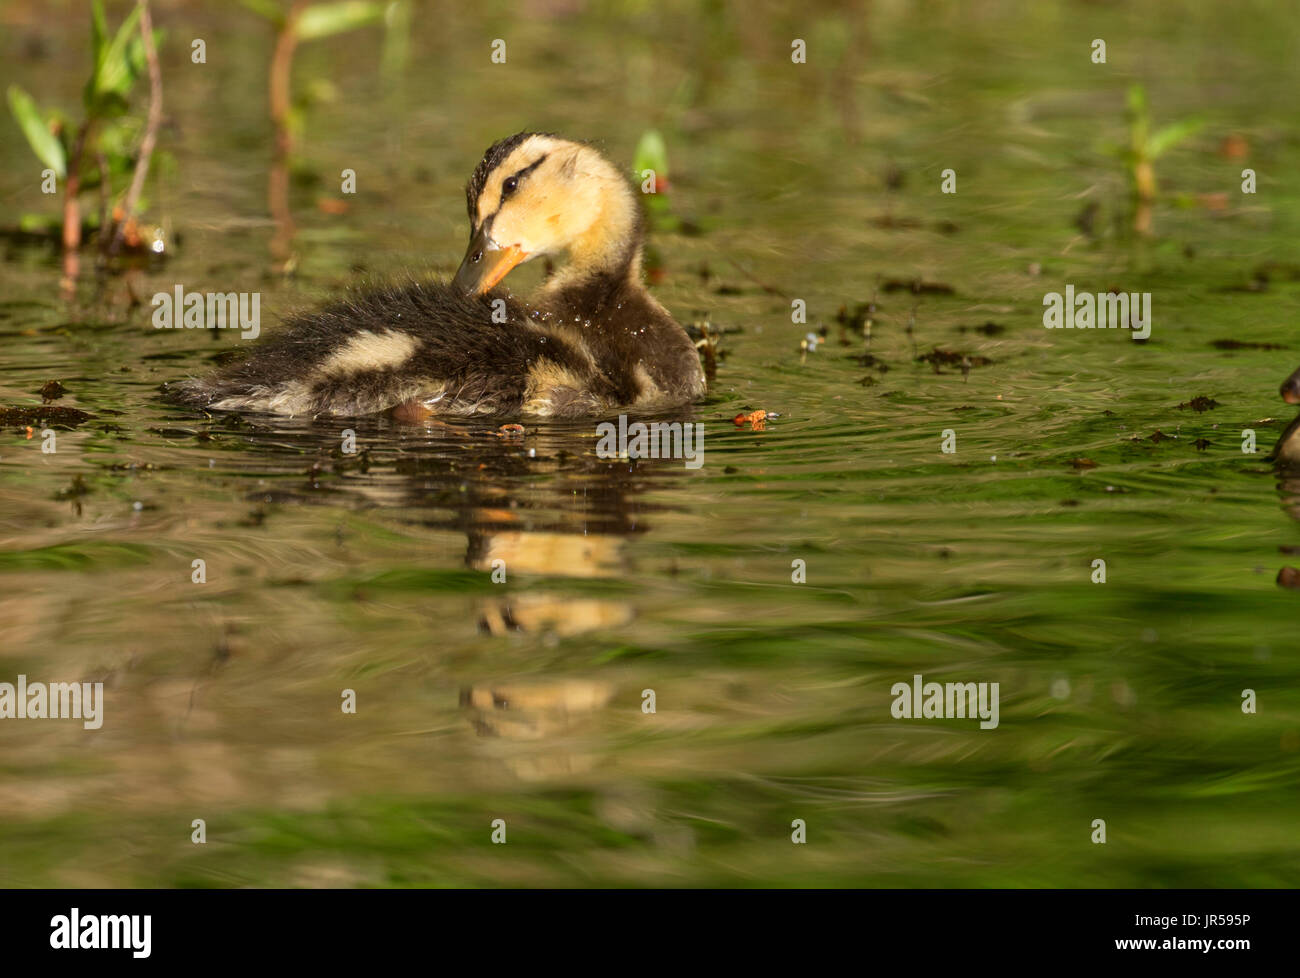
(1272, 368, 1300, 589)
(458, 678, 615, 780)
(187, 408, 699, 778)
(1275, 365, 1300, 473)
(380, 419, 687, 646)
(390, 417, 691, 780)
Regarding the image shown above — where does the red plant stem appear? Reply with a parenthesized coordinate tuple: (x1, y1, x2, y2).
(268, 1, 305, 266)
(108, 0, 163, 256)
(60, 120, 92, 290)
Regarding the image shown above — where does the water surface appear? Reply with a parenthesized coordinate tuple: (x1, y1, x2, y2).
(1, 0, 1298, 886)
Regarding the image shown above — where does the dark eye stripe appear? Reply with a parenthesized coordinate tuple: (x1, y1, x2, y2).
(499, 154, 548, 204)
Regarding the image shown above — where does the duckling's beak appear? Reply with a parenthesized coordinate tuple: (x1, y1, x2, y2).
(453, 227, 528, 296)
(1282, 366, 1300, 405)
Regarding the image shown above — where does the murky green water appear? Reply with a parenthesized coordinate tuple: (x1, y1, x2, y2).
(2, 1, 1298, 887)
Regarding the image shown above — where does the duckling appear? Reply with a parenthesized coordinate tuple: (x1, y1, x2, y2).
(166, 133, 706, 419)
(1281, 365, 1300, 406)
(1275, 365, 1300, 466)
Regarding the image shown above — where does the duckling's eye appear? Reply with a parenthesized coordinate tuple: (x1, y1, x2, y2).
(502, 176, 519, 196)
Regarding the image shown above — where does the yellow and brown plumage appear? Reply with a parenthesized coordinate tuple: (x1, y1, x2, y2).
(166, 133, 706, 419)
(1275, 364, 1300, 466)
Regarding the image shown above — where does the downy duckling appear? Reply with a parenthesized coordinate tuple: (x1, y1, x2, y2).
(1281, 365, 1300, 406)
(166, 133, 706, 419)
(1275, 364, 1300, 466)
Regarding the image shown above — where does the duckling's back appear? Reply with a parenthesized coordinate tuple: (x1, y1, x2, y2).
(165, 281, 619, 418)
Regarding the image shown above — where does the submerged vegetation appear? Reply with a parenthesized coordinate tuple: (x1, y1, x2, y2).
(7, 0, 166, 285)
(237, 0, 400, 269)
(1111, 84, 1204, 236)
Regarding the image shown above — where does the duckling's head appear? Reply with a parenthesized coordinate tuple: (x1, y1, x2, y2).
(454, 133, 642, 296)
(1282, 365, 1300, 405)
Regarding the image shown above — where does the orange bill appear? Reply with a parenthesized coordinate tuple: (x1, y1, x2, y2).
(453, 226, 529, 296)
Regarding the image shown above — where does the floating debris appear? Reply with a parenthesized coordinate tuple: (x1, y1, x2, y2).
(958, 322, 1006, 336)
(1211, 339, 1285, 351)
(871, 214, 924, 230)
(1216, 274, 1270, 294)
(39, 380, 67, 402)
(916, 348, 992, 372)
(1074, 201, 1100, 237)
(1, 405, 94, 427)
(847, 352, 889, 370)
(733, 409, 772, 429)
(1177, 396, 1221, 413)
(883, 278, 955, 295)
(798, 334, 815, 364)
(56, 475, 90, 500)
(1218, 134, 1250, 159)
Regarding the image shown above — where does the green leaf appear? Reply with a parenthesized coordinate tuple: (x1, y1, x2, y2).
(127, 27, 164, 78)
(1126, 84, 1148, 116)
(91, 3, 144, 105)
(1147, 118, 1205, 159)
(633, 129, 669, 179)
(92, 91, 133, 121)
(20, 212, 56, 233)
(97, 116, 141, 159)
(297, 1, 386, 41)
(7, 85, 66, 177)
(380, 0, 412, 79)
(90, 0, 109, 64)
(238, 0, 287, 25)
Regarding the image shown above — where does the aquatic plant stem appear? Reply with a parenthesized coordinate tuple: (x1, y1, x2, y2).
(60, 120, 91, 294)
(96, 150, 111, 238)
(108, 0, 162, 257)
(268, 1, 306, 270)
